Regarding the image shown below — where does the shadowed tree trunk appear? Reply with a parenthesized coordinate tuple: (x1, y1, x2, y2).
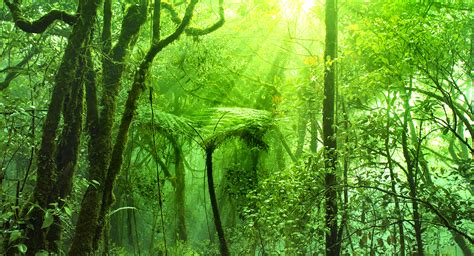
(69, 3, 149, 253)
(46, 42, 88, 252)
(206, 146, 230, 256)
(166, 134, 187, 242)
(71, 2, 208, 254)
(4, 0, 223, 254)
(175, 149, 187, 241)
(3, 0, 100, 254)
(322, 0, 339, 255)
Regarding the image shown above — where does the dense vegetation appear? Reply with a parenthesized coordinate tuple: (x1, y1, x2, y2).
(0, 0, 472, 255)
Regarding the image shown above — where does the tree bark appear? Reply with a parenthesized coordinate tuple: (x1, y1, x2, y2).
(91, 2, 199, 252)
(164, 134, 187, 242)
(69, 4, 149, 253)
(18, 0, 101, 254)
(46, 42, 88, 252)
(322, 0, 339, 255)
(206, 147, 230, 256)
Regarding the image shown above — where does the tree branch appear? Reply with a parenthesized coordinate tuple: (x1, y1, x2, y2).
(4, 0, 77, 33)
(162, 0, 224, 37)
(351, 185, 474, 244)
(0, 46, 39, 90)
(405, 86, 473, 146)
(146, 0, 198, 62)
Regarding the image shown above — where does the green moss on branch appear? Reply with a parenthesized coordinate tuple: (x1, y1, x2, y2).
(4, 0, 77, 33)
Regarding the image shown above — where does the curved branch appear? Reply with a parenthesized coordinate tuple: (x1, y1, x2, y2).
(161, 2, 181, 24)
(4, 0, 77, 33)
(185, 0, 224, 36)
(162, 0, 225, 37)
(405, 86, 473, 141)
(146, 0, 198, 61)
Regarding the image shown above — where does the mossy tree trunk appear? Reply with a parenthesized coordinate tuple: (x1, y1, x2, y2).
(69, 2, 151, 253)
(46, 42, 89, 252)
(170, 137, 187, 242)
(71, 2, 205, 254)
(4, 0, 100, 254)
(6, 0, 224, 254)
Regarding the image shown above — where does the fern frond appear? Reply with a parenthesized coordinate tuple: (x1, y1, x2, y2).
(138, 107, 274, 149)
(194, 107, 274, 149)
(137, 111, 198, 139)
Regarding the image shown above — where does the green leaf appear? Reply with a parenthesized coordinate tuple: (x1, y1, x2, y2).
(91, 179, 100, 188)
(35, 251, 48, 256)
(9, 230, 21, 242)
(41, 211, 53, 229)
(64, 206, 72, 217)
(17, 243, 27, 254)
(1, 211, 14, 220)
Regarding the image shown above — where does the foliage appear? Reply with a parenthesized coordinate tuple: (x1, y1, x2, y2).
(1, 0, 473, 255)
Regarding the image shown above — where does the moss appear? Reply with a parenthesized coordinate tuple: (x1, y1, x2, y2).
(69, 187, 103, 255)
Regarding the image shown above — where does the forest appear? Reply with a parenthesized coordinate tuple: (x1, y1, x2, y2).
(0, 0, 472, 255)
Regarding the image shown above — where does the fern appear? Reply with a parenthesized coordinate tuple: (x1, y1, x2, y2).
(138, 107, 274, 150)
(137, 111, 198, 140)
(194, 107, 274, 150)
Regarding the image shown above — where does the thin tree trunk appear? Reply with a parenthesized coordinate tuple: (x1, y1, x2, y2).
(309, 113, 319, 153)
(452, 231, 473, 256)
(337, 99, 350, 255)
(295, 112, 308, 158)
(206, 148, 230, 256)
(169, 137, 187, 242)
(322, 0, 339, 255)
(385, 92, 405, 256)
(401, 86, 424, 256)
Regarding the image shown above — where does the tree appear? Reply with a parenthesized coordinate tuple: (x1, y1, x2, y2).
(3, 0, 224, 254)
(322, 0, 339, 255)
(2, 0, 472, 255)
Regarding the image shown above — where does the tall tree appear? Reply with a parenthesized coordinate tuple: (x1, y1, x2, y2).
(3, 0, 99, 254)
(322, 0, 339, 255)
(3, 0, 225, 254)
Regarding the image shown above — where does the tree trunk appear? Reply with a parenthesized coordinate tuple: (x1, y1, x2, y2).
(206, 147, 230, 256)
(337, 99, 350, 255)
(46, 43, 88, 252)
(169, 136, 187, 242)
(22, 0, 101, 254)
(385, 93, 406, 256)
(69, 4, 148, 253)
(401, 87, 424, 256)
(295, 113, 308, 158)
(322, 0, 339, 255)
(91, 2, 199, 251)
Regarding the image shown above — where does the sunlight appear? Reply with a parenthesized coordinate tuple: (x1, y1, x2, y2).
(2, 0, 471, 255)
(279, 0, 316, 19)
(301, 0, 316, 13)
